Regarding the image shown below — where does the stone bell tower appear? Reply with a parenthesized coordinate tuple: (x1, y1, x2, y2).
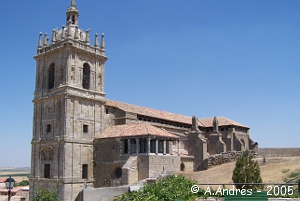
(29, 0, 108, 200)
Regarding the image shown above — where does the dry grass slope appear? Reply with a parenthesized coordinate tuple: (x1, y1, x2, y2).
(181, 157, 300, 186)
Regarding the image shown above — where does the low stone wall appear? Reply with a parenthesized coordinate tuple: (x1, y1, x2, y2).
(258, 148, 300, 157)
(197, 150, 257, 171)
(83, 186, 129, 201)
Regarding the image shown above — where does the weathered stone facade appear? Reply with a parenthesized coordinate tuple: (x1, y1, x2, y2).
(30, 1, 256, 200)
(30, 0, 107, 200)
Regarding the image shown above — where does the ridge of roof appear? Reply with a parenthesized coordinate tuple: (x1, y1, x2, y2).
(105, 100, 249, 128)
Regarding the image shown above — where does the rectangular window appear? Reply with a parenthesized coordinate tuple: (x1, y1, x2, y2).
(166, 141, 170, 154)
(83, 124, 88, 133)
(44, 164, 50, 179)
(123, 139, 128, 154)
(82, 164, 88, 179)
(158, 140, 163, 153)
(130, 139, 136, 154)
(47, 124, 51, 132)
(139, 139, 147, 153)
(150, 140, 156, 153)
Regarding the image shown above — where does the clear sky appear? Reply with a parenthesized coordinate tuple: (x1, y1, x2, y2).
(0, 0, 299, 167)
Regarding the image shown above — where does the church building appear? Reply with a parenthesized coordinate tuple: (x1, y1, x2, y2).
(30, 1, 255, 200)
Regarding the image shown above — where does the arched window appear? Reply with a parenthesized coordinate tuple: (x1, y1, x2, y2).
(48, 63, 55, 89)
(82, 63, 90, 89)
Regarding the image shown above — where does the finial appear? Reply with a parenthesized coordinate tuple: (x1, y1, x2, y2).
(213, 116, 219, 132)
(192, 116, 200, 132)
(67, 20, 72, 38)
(101, 33, 105, 51)
(61, 25, 66, 39)
(71, 0, 76, 7)
(74, 26, 79, 40)
(94, 33, 99, 47)
(79, 29, 83, 40)
(85, 29, 90, 44)
(51, 29, 56, 44)
(43, 33, 48, 47)
(38, 32, 43, 49)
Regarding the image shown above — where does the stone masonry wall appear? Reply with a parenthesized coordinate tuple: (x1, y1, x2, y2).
(197, 150, 257, 171)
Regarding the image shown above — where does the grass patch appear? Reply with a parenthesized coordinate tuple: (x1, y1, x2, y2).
(283, 168, 300, 182)
(287, 168, 300, 179)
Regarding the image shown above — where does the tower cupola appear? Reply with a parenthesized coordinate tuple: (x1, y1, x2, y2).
(66, 0, 79, 26)
(36, 0, 106, 56)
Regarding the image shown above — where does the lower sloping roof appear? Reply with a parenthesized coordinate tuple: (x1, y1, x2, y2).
(95, 122, 179, 139)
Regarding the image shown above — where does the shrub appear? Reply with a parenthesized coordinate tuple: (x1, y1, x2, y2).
(33, 188, 59, 201)
(14, 180, 29, 186)
(114, 175, 207, 201)
(282, 169, 290, 174)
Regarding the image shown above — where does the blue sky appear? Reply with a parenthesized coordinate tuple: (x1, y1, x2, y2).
(0, 0, 299, 167)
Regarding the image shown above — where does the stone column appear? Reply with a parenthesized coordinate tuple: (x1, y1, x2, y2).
(136, 138, 139, 155)
(128, 139, 131, 154)
(177, 140, 180, 156)
(155, 139, 158, 154)
(147, 138, 151, 154)
(170, 141, 173, 155)
(163, 140, 166, 155)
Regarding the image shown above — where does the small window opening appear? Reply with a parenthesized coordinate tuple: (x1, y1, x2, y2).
(82, 63, 90, 89)
(44, 164, 50, 178)
(123, 139, 128, 154)
(115, 167, 122, 178)
(48, 63, 55, 89)
(47, 124, 51, 132)
(82, 164, 88, 179)
(83, 125, 88, 133)
(106, 108, 109, 114)
(180, 163, 185, 172)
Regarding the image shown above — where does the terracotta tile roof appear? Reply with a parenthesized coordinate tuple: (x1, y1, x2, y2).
(197, 116, 249, 128)
(105, 100, 249, 128)
(95, 122, 179, 139)
(106, 100, 191, 124)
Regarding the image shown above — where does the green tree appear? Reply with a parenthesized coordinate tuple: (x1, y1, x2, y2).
(33, 188, 59, 201)
(232, 150, 262, 190)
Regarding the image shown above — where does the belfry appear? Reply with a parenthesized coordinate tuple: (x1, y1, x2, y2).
(30, 0, 107, 200)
